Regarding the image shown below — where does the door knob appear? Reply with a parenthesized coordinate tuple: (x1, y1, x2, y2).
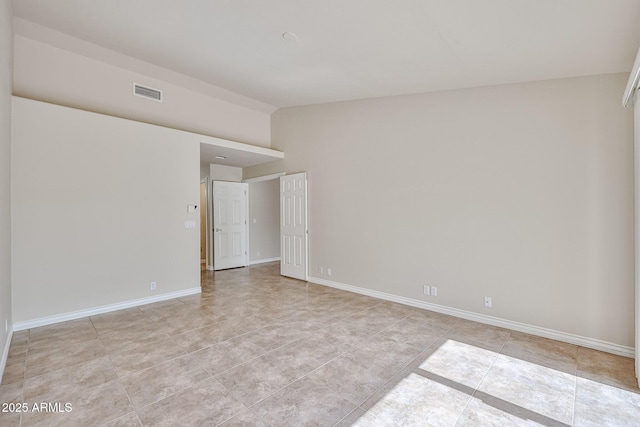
(215, 228, 222, 232)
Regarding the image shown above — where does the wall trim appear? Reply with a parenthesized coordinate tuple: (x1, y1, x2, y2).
(249, 257, 281, 266)
(308, 276, 634, 358)
(0, 328, 13, 384)
(13, 287, 201, 331)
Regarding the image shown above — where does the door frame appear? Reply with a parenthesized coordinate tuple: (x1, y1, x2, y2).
(200, 179, 208, 265)
(243, 172, 285, 267)
(204, 177, 214, 270)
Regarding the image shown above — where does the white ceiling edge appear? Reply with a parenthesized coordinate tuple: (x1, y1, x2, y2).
(201, 133, 284, 159)
(13, 18, 278, 114)
(199, 133, 284, 169)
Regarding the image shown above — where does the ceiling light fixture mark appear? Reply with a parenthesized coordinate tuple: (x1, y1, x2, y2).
(282, 32, 298, 42)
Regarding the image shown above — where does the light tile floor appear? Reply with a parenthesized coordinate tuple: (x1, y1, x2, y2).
(1, 262, 638, 426)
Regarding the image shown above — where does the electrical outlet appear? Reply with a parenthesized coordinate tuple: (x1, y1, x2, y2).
(484, 296, 492, 308)
(327, 268, 332, 277)
(256, 251, 261, 258)
(431, 286, 438, 296)
(423, 285, 430, 296)
(319, 266, 324, 274)
(150, 281, 157, 291)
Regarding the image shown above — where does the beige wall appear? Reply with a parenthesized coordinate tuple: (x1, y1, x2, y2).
(249, 179, 280, 262)
(246, 73, 635, 348)
(13, 35, 272, 147)
(11, 97, 201, 323)
(0, 0, 13, 359)
(210, 164, 243, 182)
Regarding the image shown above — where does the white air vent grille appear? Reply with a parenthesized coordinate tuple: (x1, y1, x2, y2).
(133, 83, 162, 102)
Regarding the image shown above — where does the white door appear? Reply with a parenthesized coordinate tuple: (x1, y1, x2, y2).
(213, 181, 248, 270)
(280, 173, 308, 280)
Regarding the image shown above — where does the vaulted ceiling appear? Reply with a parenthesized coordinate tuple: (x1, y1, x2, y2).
(11, 0, 640, 109)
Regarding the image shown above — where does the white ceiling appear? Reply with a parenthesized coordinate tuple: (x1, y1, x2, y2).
(11, 0, 640, 109)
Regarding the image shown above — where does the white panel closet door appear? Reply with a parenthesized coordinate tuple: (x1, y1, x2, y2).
(280, 173, 308, 281)
(213, 181, 248, 271)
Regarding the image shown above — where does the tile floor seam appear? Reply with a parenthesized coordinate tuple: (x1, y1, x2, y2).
(25, 349, 105, 382)
(199, 352, 265, 378)
(332, 407, 359, 427)
(20, 336, 28, 404)
(483, 338, 509, 387)
(220, 345, 354, 416)
(570, 373, 578, 426)
(231, 374, 356, 426)
(137, 375, 249, 427)
(116, 377, 139, 419)
(20, 332, 31, 386)
(213, 409, 248, 427)
(354, 383, 394, 412)
(210, 381, 251, 427)
(94, 410, 139, 427)
(570, 346, 581, 427)
(351, 338, 455, 416)
(211, 324, 301, 352)
(472, 338, 578, 426)
(450, 336, 510, 426)
(497, 334, 584, 424)
(115, 356, 214, 413)
(450, 387, 477, 426)
(105, 353, 124, 381)
(345, 303, 391, 319)
(364, 312, 412, 337)
(114, 349, 197, 381)
(129, 370, 214, 414)
(133, 411, 144, 427)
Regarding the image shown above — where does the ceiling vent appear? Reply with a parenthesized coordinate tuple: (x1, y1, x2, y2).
(133, 83, 163, 102)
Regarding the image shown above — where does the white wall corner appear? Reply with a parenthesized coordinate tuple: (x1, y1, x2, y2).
(0, 326, 13, 384)
(308, 276, 635, 359)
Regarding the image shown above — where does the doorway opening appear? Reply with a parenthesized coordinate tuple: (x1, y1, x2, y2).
(201, 171, 306, 279)
(245, 174, 283, 267)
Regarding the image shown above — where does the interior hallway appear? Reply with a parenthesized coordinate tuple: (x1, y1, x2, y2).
(0, 262, 638, 426)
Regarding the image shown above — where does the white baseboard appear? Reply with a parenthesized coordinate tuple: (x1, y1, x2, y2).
(206, 265, 214, 271)
(308, 276, 634, 358)
(0, 327, 13, 384)
(249, 257, 281, 266)
(13, 287, 202, 331)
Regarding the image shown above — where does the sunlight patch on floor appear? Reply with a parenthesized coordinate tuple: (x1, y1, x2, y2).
(351, 339, 640, 426)
(352, 373, 470, 427)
